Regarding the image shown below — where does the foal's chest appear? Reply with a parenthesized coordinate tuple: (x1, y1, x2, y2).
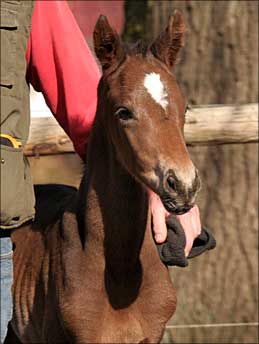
(100, 307, 146, 343)
(97, 279, 176, 344)
(99, 296, 175, 344)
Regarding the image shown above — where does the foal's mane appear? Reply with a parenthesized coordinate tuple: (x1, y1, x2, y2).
(123, 40, 149, 57)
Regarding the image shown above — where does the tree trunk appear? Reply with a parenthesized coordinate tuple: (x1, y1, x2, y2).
(148, 1, 258, 343)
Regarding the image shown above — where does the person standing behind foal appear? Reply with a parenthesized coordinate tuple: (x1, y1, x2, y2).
(0, 1, 201, 342)
(0, 1, 100, 341)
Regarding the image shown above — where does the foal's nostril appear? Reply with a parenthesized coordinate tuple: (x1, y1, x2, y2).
(167, 175, 176, 191)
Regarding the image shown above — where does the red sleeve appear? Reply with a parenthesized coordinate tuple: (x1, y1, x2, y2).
(26, 0, 101, 160)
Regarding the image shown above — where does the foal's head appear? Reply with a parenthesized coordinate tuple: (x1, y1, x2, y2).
(93, 12, 201, 215)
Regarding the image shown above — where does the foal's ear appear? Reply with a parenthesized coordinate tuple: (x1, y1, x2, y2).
(150, 10, 186, 68)
(94, 15, 124, 71)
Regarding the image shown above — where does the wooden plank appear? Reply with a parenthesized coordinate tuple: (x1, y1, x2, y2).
(184, 103, 258, 145)
(26, 115, 74, 156)
(25, 103, 258, 156)
(28, 154, 83, 187)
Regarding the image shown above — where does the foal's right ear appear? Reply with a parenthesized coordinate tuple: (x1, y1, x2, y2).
(94, 15, 124, 71)
(150, 10, 186, 68)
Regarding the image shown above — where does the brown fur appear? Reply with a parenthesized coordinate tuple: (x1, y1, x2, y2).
(5, 12, 200, 343)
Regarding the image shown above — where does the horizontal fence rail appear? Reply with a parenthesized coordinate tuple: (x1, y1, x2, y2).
(165, 322, 259, 329)
(184, 103, 258, 145)
(26, 103, 258, 156)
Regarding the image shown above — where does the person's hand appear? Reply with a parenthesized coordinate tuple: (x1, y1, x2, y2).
(149, 190, 201, 256)
(149, 190, 169, 243)
(176, 205, 201, 256)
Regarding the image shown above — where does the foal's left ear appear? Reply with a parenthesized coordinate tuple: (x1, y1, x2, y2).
(150, 10, 186, 68)
(93, 15, 124, 71)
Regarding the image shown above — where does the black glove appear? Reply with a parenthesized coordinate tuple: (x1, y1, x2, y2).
(156, 215, 216, 267)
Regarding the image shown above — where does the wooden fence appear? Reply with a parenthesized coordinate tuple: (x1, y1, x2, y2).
(26, 103, 258, 157)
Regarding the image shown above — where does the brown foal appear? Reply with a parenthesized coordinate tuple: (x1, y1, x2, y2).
(6, 11, 200, 344)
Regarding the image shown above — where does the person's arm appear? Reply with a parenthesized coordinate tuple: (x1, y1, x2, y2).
(26, 0, 101, 160)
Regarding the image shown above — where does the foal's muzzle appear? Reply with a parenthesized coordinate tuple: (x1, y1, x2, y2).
(161, 169, 201, 214)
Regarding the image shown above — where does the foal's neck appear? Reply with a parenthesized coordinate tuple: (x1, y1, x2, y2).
(78, 119, 149, 273)
(75, 115, 176, 333)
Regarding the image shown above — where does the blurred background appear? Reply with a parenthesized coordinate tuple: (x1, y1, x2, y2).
(30, 1, 258, 343)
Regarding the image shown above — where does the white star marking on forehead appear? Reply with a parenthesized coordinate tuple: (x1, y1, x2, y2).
(144, 72, 168, 110)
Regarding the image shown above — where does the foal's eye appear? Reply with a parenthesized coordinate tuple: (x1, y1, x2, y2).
(114, 107, 133, 121)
